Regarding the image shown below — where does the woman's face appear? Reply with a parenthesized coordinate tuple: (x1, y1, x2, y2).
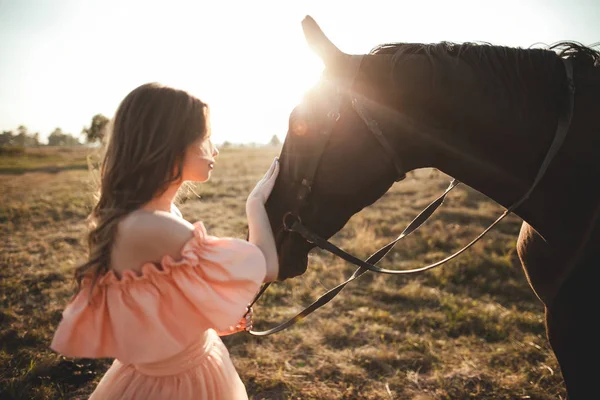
(181, 133, 219, 182)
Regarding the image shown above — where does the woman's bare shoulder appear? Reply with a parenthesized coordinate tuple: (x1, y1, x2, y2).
(111, 210, 196, 274)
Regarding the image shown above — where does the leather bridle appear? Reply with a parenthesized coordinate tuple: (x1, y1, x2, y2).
(247, 57, 575, 337)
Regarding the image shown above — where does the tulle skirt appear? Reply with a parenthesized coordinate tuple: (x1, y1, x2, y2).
(89, 330, 248, 400)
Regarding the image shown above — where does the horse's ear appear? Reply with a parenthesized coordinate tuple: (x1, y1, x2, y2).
(302, 16, 363, 86)
(302, 16, 348, 69)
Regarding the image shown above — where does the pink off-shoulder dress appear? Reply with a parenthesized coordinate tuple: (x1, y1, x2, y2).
(50, 220, 266, 400)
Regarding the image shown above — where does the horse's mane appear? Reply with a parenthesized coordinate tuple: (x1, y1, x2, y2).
(360, 40, 598, 137)
(549, 41, 600, 65)
(365, 40, 599, 111)
(369, 40, 600, 67)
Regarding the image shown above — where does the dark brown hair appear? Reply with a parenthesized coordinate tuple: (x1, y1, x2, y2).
(75, 82, 209, 293)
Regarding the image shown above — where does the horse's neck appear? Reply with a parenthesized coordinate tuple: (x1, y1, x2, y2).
(390, 74, 563, 243)
(429, 140, 543, 224)
(357, 46, 576, 242)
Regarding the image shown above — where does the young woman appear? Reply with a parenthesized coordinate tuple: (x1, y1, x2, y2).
(51, 82, 279, 399)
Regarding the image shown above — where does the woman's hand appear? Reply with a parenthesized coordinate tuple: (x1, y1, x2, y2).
(217, 306, 253, 336)
(247, 157, 279, 208)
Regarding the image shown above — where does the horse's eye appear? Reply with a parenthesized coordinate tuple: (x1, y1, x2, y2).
(291, 119, 308, 137)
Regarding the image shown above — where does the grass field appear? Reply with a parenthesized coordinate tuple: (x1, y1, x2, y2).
(0, 146, 91, 174)
(0, 146, 567, 399)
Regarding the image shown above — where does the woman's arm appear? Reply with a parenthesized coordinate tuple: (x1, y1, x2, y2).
(246, 200, 278, 282)
(246, 158, 280, 282)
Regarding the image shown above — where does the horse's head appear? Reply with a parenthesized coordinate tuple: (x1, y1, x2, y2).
(265, 17, 414, 280)
(265, 16, 582, 280)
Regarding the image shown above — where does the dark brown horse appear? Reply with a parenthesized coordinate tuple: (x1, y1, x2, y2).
(263, 16, 600, 399)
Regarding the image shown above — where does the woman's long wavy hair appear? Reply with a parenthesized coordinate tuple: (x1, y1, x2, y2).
(75, 82, 209, 295)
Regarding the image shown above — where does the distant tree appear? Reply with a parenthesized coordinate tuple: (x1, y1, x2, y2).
(14, 133, 27, 146)
(268, 135, 281, 146)
(82, 114, 109, 143)
(48, 128, 81, 146)
(31, 132, 40, 146)
(48, 128, 65, 146)
(0, 130, 14, 146)
(13, 125, 28, 146)
(65, 133, 81, 146)
(1, 126, 39, 147)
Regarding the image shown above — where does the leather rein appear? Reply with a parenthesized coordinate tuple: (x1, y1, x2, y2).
(247, 57, 575, 337)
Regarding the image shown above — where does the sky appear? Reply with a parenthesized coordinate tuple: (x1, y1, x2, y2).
(0, 0, 598, 145)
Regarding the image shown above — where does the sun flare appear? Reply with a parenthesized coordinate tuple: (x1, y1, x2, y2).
(201, 35, 326, 145)
(281, 47, 326, 106)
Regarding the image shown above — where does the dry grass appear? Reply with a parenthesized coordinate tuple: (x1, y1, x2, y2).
(0, 146, 91, 174)
(0, 146, 566, 399)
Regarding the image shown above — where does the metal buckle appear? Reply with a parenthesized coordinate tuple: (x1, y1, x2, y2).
(283, 212, 302, 231)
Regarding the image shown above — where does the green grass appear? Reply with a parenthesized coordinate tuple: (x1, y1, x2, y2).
(0, 146, 566, 399)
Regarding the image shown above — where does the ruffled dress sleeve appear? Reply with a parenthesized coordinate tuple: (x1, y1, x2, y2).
(50, 221, 266, 364)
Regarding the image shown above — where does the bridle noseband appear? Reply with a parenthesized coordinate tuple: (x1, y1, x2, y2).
(247, 57, 575, 337)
